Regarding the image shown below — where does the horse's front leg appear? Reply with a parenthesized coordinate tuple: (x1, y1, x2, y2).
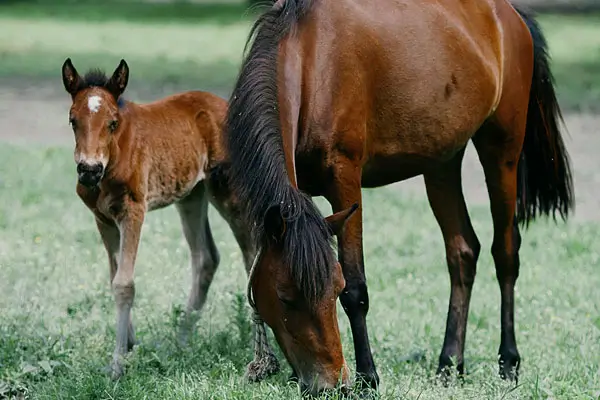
(326, 160, 379, 391)
(110, 202, 145, 380)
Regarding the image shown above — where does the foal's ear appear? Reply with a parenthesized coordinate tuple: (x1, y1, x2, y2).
(62, 58, 82, 96)
(106, 59, 129, 99)
(264, 204, 286, 244)
(325, 203, 359, 237)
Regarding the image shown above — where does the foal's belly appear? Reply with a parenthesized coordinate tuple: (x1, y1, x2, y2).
(146, 160, 206, 211)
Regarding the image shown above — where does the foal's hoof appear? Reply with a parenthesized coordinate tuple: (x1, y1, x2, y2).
(107, 360, 125, 380)
(177, 329, 192, 347)
(245, 352, 280, 383)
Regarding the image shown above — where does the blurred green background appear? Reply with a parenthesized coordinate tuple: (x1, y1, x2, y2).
(1, 0, 600, 109)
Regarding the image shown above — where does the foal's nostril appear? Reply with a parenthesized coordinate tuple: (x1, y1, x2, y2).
(77, 162, 104, 175)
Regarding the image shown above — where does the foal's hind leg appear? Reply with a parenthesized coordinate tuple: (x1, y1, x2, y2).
(473, 120, 525, 382)
(232, 228, 280, 382)
(176, 184, 220, 343)
(424, 148, 480, 379)
(212, 199, 280, 382)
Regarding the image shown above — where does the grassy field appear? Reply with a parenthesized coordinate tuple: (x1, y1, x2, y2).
(1, 2, 600, 399)
(1, 145, 599, 399)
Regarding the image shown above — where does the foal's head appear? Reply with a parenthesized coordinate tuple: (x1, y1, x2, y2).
(249, 203, 359, 396)
(61, 58, 129, 187)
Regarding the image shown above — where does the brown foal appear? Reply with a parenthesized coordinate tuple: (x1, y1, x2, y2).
(61, 58, 279, 380)
(225, 0, 574, 396)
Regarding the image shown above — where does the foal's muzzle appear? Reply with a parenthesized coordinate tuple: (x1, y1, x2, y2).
(77, 162, 104, 187)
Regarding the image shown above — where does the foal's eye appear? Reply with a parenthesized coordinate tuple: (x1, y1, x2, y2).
(69, 118, 77, 130)
(108, 120, 119, 132)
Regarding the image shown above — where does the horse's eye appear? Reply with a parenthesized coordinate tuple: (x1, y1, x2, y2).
(108, 120, 119, 132)
(280, 298, 296, 310)
(277, 293, 298, 310)
(69, 118, 77, 130)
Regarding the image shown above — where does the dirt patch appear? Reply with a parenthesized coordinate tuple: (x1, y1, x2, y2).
(1, 81, 597, 222)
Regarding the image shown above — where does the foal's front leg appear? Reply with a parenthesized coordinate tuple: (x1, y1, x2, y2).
(109, 202, 145, 379)
(96, 218, 136, 353)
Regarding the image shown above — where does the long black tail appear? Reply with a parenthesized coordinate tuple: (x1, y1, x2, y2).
(514, 6, 574, 227)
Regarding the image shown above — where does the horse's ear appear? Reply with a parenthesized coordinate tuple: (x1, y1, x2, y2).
(264, 204, 286, 244)
(106, 59, 129, 99)
(62, 58, 82, 96)
(325, 203, 359, 237)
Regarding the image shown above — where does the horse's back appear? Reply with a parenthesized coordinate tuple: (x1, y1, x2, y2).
(292, 0, 531, 184)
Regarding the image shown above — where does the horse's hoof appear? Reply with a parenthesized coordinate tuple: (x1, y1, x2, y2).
(499, 356, 520, 384)
(354, 371, 379, 391)
(354, 388, 378, 399)
(245, 353, 280, 383)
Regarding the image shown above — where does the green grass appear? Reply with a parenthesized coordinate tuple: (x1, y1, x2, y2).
(0, 15, 252, 93)
(1, 4, 600, 108)
(0, 0, 258, 25)
(1, 144, 599, 399)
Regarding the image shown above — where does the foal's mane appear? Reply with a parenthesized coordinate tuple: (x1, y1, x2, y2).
(226, 0, 335, 304)
(76, 68, 126, 108)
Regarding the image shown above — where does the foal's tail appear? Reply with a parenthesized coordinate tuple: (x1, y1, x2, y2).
(513, 6, 574, 227)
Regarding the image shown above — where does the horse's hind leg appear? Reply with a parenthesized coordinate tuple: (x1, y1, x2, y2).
(176, 184, 220, 343)
(473, 117, 526, 382)
(424, 148, 480, 379)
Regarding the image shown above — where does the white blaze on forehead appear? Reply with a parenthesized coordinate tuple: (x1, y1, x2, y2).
(87, 95, 102, 113)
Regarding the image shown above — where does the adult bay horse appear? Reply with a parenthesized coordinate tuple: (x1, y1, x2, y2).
(61, 58, 281, 379)
(225, 0, 573, 395)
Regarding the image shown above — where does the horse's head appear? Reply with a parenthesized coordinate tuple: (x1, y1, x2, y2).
(61, 58, 129, 187)
(248, 202, 359, 396)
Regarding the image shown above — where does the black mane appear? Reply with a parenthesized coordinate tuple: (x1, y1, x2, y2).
(76, 68, 126, 108)
(81, 68, 110, 89)
(225, 0, 334, 304)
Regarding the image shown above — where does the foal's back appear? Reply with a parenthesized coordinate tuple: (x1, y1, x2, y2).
(123, 91, 228, 210)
